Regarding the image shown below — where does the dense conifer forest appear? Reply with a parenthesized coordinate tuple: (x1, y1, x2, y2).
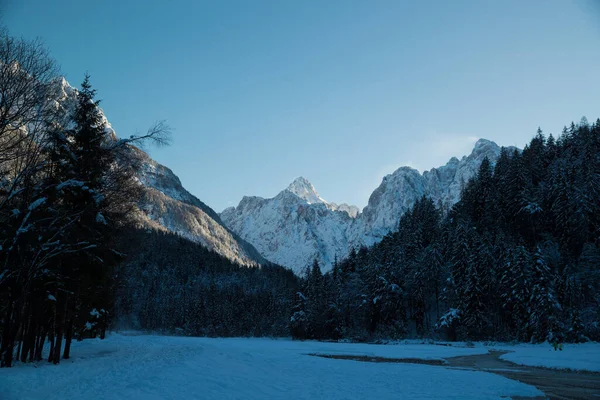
(291, 120, 600, 343)
(114, 228, 298, 337)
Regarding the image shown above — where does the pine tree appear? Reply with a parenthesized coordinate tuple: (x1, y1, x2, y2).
(527, 248, 561, 342)
(500, 246, 532, 340)
(305, 259, 326, 338)
(45, 75, 119, 363)
(290, 291, 308, 339)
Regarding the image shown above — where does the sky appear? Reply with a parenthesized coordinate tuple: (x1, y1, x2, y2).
(3, 0, 600, 212)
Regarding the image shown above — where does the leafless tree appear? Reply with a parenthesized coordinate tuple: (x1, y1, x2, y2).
(0, 30, 59, 216)
(0, 28, 58, 157)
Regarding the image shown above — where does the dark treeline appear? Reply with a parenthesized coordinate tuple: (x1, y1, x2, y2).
(292, 119, 600, 343)
(114, 228, 298, 337)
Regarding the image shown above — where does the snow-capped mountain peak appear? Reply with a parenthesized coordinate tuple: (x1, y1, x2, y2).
(285, 177, 326, 204)
(284, 177, 361, 217)
(473, 138, 496, 152)
(221, 139, 510, 274)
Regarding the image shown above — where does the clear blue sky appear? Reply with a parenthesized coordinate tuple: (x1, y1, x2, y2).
(3, 0, 600, 211)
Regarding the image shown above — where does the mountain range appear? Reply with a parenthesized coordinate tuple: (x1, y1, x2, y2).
(54, 78, 510, 274)
(221, 139, 509, 274)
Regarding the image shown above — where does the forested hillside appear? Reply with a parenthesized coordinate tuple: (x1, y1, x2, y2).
(292, 120, 600, 343)
(114, 228, 298, 337)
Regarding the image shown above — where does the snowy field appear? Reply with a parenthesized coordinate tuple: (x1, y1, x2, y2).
(493, 342, 600, 372)
(0, 334, 552, 400)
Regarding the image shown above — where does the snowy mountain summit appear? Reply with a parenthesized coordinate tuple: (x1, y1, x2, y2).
(286, 177, 360, 217)
(286, 177, 326, 204)
(221, 139, 508, 274)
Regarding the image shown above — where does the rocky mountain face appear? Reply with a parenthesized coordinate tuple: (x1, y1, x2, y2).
(221, 139, 507, 274)
(221, 181, 356, 275)
(53, 78, 264, 266)
(131, 148, 265, 266)
(285, 177, 360, 217)
(357, 138, 506, 247)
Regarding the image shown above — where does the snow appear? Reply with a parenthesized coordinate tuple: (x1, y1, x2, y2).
(494, 342, 600, 372)
(286, 176, 327, 205)
(95, 213, 107, 225)
(438, 308, 461, 327)
(28, 197, 46, 211)
(56, 180, 85, 190)
(221, 189, 356, 273)
(221, 140, 512, 274)
(0, 334, 544, 400)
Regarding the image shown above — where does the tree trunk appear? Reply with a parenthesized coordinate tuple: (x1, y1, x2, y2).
(52, 295, 68, 365)
(16, 338, 22, 364)
(63, 319, 73, 359)
(29, 299, 43, 362)
(1, 294, 14, 368)
(47, 332, 55, 363)
(20, 304, 32, 362)
(4, 298, 24, 368)
(47, 297, 56, 363)
(100, 312, 107, 340)
(53, 326, 63, 364)
(435, 284, 440, 321)
(34, 329, 45, 361)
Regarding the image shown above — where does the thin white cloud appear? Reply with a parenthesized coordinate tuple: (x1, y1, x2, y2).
(423, 132, 480, 165)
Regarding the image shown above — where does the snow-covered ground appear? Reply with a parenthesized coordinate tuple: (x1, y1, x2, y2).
(0, 334, 546, 400)
(493, 342, 600, 372)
